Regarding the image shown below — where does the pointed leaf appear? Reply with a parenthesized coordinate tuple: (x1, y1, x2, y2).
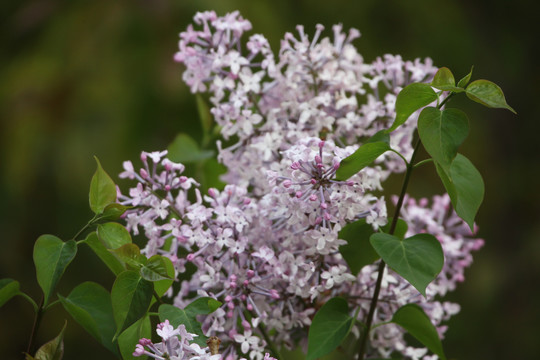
(111, 243, 146, 269)
(338, 219, 379, 275)
(97, 222, 132, 249)
(335, 142, 390, 180)
(159, 297, 222, 347)
(58, 282, 118, 355)
(153, 256, 175, 297)
(0, 278, 20, 308)
(370, 233, 444, 296)
(418, 107, 469, 171)
(387, 83, 438, 133)
(465, 79, 516, 113)
(437, 154, 484, 231)
(431, 67, 462, 92)
(307, 297, 354, 360)
(168, 133, 214, 163)
(117, 315, 151, 360)
(83, 232, 125, 276)
(457, 66, 473, 88)
(140, 255, 173, 282)
(33, 235, 77, 307)
(98, 203, 130, 221)
(392, 304, 446, 360)
(33, 321, 66, 360)
(89, 156, 117, 214)
(111, 270, 153, 337)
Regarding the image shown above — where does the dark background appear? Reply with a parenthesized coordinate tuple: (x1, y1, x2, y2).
(1, 0, 538, 359)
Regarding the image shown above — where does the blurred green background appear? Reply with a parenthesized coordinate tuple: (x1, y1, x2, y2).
(1, 0, 537, 359)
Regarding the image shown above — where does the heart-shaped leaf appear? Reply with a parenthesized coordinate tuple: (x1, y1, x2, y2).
(33, 235, 77, 307)
(431, 67, 462, 92)
(111, 270, 153, 338)
(89, 156, 117, 214)
(307, 297, 354, 360)
(392, 304, 446, 360)
(418, 107, 469, 171)
(58, 282, 118, 355)
(387, 83, 438, 133)
(370, 233, 444, 296)
(465, 79, 516, 113)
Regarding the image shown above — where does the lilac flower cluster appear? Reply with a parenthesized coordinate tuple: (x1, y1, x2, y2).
(118, 11, 483, 360)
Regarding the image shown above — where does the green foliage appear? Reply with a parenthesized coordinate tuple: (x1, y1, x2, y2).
(0, 278, 20, 308)
(97, 222, 132, 249)
(117, 316, 151, 360)
(153, 256, 175, 297)
(111, 243, 147, 269)
(98, 204, 130, 222)
(140, 255, 173, 282)
(436, 154, 484, 231)
(431, 67, 463, 92)
(83, 232, 125, 276)
(338, 219, 380, 275)
(158, 297, 222, 347)
(392, 304, 446, 360)
(457, 66, 473, 88)
(58, 282, 118, 355)
(307, 297, 354, 360)
(418, 107, 469, 172)
(33, 235, 77, 307)
(89, 157, 117, 215)
(465, 79, 516, 113)
(335, 131, 390, 180)
(111, 270, 153, 338)
(387, 83, 438, 133)
(167, 133, 214, 163)
(370, 233, 444, 296)
(28, 321, 66, 360)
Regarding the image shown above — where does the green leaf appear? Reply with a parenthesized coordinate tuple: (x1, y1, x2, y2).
(117, 315, 151, 360)
(436, 154, 484, 231)
(167, 133, 214, 163)
(387, 83, 438, 133)
(392, 304, 446, 360)
(431, 67, 462, 92)
(111, 243, 147, 269)
(33, 235, 77, 307)
(381, 218, 409, 240)
(196, 94, 213, 134)
(153, 256, 175, 297)
(111, 270, 153, 338)
(0, 278, 20, 308)
(465, 79, 516, 113)
(140, 255, 173, 282)
(335, 142, 390, 180)
(338, 219, 379, 275)
(33, 320, 66, 360)
(58, 282, 118, 355)
(89, 156, 117, 214)
(370, 233, 444, 296)
(457, 66, 473, 88)
(83, 232, 125, 276)
(158, 297, 222, 347)
(418, 107, 469, 171)
(307, 297, 354, 360)
(98, 203, 130, 221)
(97, 222, 132, 249)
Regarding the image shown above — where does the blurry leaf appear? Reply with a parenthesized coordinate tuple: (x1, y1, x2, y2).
(387, 83, 438, 132)
(465, 79, 516, 113)
(58, 282, 118, 355)
(83, 232, 125, 276)
(97, 222, 132, 249)
(392, 304, 446, 360)
(33, 235, 77, 307)
(335, 142, 390, 180)
(436, 154, 484, 231)
(381, 218, 409, 240)
(457, 66, 473, 88)
(167, 133, 214, 163)
(0, 278, 20, 308)
(418, 107, 469, 171)
(111, 270, 153, 338)
(202, 158, 227, 191)
(196, 94, 213, 134)
(33, 320, 66, 360)
(431, 67, 462, 92)
(158, 297, 222, 347)
(307, 297, 354, 360)
(89, 157, 117, 214)
(338, 219, 379, 275)
(118, 315, 151, 360)
(370, 233, 444, 296)
(140, 255, 172, 282)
